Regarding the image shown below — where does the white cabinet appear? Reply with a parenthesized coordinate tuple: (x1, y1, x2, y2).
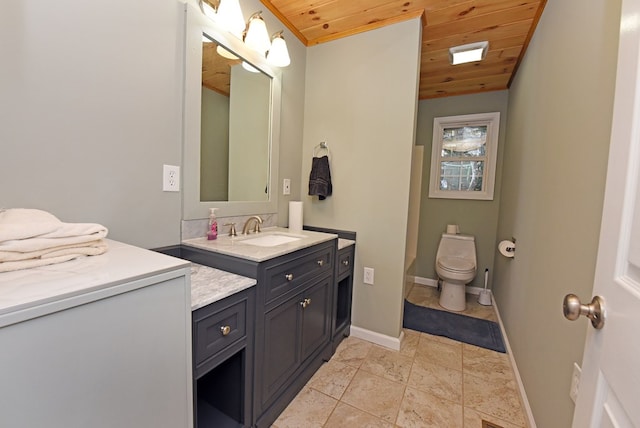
(0, 240, 193, 428)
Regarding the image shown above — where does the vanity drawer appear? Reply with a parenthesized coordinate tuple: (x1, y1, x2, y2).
(193, 297, 247, 367)
(337, 249, 353, 278)
(264, 244, 334, 304)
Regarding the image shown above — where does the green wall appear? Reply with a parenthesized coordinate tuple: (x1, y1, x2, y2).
(200, 87, 229, 201)
(415, 91, 509, 289)
(301, 19, 422, 339)
(495, 0, 621, 426)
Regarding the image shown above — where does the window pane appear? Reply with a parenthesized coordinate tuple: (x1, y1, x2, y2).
(442, 125, 487, 157)
(440, 161, 484, 191)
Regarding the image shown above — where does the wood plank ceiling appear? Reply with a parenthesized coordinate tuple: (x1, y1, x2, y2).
(260, 0, 547, 99)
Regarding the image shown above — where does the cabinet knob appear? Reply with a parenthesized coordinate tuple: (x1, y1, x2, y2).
(285, 273, 294, 281)
(317, 260, 324, 267)
(342, 260, 349, 266)
(300, 298, 312, 308)
(220, 325, 231, 336)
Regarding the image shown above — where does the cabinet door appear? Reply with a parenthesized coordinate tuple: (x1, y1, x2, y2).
(260, 296, 302, 407)
(301, 275, 332, 362)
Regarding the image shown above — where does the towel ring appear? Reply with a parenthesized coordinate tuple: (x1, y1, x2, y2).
(314, 141, 330, 157)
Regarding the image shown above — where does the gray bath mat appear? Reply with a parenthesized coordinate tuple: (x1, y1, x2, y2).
(403, 300, 506, 353)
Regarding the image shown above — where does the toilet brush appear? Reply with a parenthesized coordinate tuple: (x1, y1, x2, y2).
(478, 268, 492, 306)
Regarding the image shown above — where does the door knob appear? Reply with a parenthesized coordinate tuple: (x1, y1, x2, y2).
(563, 294, 605, 329)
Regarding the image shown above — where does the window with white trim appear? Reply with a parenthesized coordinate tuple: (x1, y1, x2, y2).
(429, 112, 500, 200)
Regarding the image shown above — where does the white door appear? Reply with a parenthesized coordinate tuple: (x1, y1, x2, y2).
(571, 0, 640, 426)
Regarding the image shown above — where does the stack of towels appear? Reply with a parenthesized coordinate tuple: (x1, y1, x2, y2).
(0, 208, 108, 273)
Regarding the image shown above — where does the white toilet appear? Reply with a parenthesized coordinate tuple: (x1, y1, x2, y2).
(435, 233, 477, 311)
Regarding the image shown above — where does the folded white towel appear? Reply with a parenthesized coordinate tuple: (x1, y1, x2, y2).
(0, 243, 109, 273)
(0, 208, 109, 272)
(0, 239, 108, 262)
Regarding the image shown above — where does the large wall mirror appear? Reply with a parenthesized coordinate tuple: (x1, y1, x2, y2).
(183, 4, 281, 220)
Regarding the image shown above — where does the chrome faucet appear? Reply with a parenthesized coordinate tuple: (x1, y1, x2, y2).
(242, 215, 263, 235)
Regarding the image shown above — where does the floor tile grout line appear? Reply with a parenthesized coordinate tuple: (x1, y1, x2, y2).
(328, 341, 390, 425)
(408, 284, 526, 427)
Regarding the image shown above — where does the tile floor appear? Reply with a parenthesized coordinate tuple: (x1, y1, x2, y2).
(272, 284, 528, 428)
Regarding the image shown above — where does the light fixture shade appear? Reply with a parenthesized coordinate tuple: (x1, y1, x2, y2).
(216, 45, 239, 60)
(449, 41, 489, 65)
(217, 0, 245, 38)
(199, 0, 217, 20)
(242, 61, 260, 73)
(244, 12, 271, 55)
(267, 32, 290, 67)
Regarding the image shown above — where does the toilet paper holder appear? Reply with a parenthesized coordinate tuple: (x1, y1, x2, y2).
(499, 237, 516, 258)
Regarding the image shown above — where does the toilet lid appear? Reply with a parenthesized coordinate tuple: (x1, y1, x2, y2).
(437, 256, 475, 272)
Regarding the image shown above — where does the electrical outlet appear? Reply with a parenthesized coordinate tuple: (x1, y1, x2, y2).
(569, 362, 581, 403)
(364, 267, 374, 285)
(283, 178, 291, 195)
(163, 165, 180, 192)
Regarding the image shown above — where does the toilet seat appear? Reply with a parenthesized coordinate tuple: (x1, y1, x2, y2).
(437, 256, 475, 274)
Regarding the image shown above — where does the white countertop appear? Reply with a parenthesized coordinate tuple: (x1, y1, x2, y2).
(338, 238, 355, 250)
(190, 263, 255, 311)
(182, 227, 338, 262)
(0, 240, 190, 326)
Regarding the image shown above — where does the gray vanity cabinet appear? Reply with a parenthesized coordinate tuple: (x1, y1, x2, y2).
(174, 236, 339, 428)
(258, 274, 331, 405)
(192, 288, 255, 428)
(253, 241, 335, 428)
(332, 243, 355, 352)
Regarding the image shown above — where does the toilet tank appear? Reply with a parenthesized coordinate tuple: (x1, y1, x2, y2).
(436, 233, 476, 261)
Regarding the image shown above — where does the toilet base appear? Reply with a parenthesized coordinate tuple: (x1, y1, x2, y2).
(439, 281, 467, 311)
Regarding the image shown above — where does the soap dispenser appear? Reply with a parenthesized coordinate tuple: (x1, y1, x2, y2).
(207, 208, 218, 240)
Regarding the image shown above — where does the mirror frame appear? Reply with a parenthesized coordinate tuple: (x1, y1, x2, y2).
(182, 3, 281, 219)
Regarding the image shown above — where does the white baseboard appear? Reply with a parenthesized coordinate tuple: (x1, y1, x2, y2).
(350, 325, 403, 351)
(413, 275, 485, 295)
(413, 276, 438, 287)
(492, 296, 537, 428)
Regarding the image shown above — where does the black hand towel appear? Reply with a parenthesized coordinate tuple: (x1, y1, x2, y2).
(308, 155, 332, 200)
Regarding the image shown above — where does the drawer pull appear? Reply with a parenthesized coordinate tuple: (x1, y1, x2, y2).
(300, 298, 312, 309)
(285, 273, 294, 281)
(342, 260, 349, 266)
(220, 325, 231, 336)
(317, 260, 324, 267)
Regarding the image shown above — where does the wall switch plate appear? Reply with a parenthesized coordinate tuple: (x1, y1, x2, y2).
(364, 267, 374, 285)
(283, 178, 291, 195)
(163, 165, 180, 192)
(570, 362, 581, 403)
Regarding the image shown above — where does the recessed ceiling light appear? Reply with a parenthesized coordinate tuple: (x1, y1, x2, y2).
(449, 41, 489, 65)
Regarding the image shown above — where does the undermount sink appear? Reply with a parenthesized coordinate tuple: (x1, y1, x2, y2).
(239, 233, 304, 247)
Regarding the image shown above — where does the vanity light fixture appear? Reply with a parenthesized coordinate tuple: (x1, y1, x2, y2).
(198, 0, 243, 59)
(266, 31, 291, 67)
(198, 0, 291, 68)
(244, 12, 271, 55)
(216, 0, 246, 38)
(449, 41, 489, 65)
(199, 0, 217, 20)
